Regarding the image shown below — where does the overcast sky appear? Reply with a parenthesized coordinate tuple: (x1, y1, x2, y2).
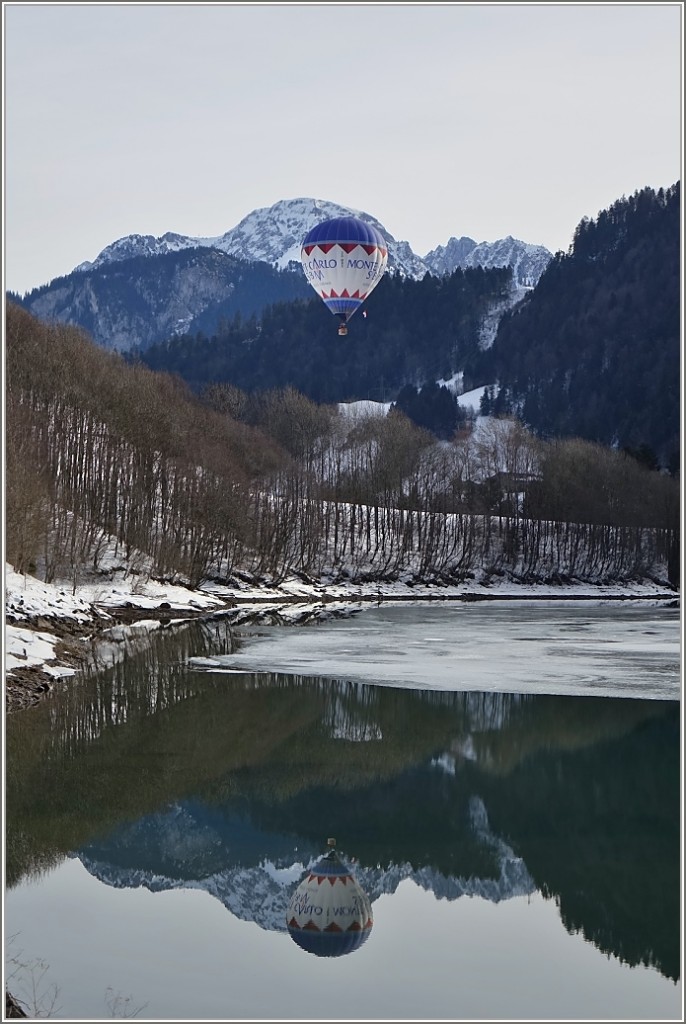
(3, 3, 682, 295)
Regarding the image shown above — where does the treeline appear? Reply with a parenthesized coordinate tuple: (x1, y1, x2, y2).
(136, 265, 512, 403)
(6, 304, 679, 591)
(480, 183, 680, 469)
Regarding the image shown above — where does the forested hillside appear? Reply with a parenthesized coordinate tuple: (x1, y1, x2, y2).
(6, 303, 679, 591)
(479, 184, 680, 468)
(137, 266, 512, 403)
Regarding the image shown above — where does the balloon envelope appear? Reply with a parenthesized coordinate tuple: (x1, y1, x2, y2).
(286, 848, 373, 957)
(301, 216, 388, 328)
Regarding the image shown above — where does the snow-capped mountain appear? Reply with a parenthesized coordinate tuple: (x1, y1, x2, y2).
(74, 231, 205, 268)
(424, 234, 553, 288)
(422, 235, 479, 275)
(74, 197, 552, 286)
(13, 197, 552, 356)
(75, 198, 430, 280)
(207, 198, 430, 279)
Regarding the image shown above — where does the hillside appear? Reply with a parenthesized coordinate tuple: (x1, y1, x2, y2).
(478, 183, 681, 469)
(7, 248, 312, 351)
(137, 265, 513, 403)
(8, 187, 678, 467)
(6, 303, 679, 598)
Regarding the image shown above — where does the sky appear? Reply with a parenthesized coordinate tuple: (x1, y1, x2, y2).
(2, 2, 683, 296)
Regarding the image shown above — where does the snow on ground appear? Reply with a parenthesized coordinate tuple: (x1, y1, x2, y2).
(4, 561, 677, 687)
(72, 574, 225, 614)
(456, 385, 489, 412)
(4, 563, 227, 686)
(338, 399, 391, 418)
(435, 372, 496, 413)
(339, 385, 490, 417)
(4, 565, 96, 624)
(436, 371, 463, 394)
(5, 625, 78, 679)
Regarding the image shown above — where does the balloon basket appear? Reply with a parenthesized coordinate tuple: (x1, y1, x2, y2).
(338, 325, 348, 337)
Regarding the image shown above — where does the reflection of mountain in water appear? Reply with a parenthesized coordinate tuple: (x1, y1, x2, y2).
(6, 616, 680, 984)
(77, 796, 534, 932)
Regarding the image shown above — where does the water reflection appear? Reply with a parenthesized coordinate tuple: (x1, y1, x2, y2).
(286, 839, 373, 957)
(5, 617, 680, 985)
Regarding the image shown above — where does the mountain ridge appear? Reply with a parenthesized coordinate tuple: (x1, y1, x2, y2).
(72, 196, 553, 288)
(11, 196, 550, 353)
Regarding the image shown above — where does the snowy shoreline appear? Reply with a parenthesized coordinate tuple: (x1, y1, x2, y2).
(4, 561, 678, 712)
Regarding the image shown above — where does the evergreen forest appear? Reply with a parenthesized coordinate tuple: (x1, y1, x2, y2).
(136, 266, 512, 403)
(480, 183, 680, 469)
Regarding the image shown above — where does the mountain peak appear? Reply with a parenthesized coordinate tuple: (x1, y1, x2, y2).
(209, 197, 433, 278)
(72, 198, 552, 287)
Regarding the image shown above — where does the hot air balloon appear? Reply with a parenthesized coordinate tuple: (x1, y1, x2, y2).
(286, 839, 373, 957)
(301, 217, 388, 336)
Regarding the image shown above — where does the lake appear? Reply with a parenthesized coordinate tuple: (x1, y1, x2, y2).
(4, 602, 682, 1021)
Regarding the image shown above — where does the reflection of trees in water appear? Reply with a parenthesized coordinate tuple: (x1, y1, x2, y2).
(452, 692, 669, 775)
(22, 613, 667, 783)
(476, 706, 680, 982)
(5, 619, 680, 981)
(62, 617, 241, 744)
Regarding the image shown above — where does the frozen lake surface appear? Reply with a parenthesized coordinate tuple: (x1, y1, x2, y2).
(193, 601, 681, 700)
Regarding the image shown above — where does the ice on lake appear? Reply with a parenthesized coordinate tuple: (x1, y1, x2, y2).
(191, 602, 681, 701)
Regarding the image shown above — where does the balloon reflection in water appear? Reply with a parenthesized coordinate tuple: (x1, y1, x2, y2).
(286, 839, 373, 957)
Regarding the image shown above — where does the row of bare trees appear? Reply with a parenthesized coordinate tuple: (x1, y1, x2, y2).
(5, 304, 679, 590)
(6, 306, 276, 585)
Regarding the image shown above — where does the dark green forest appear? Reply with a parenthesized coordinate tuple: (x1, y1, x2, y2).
(480, 183, 680, 468)
(136, 266, 512, 403)
(10, 184, 679, 467)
